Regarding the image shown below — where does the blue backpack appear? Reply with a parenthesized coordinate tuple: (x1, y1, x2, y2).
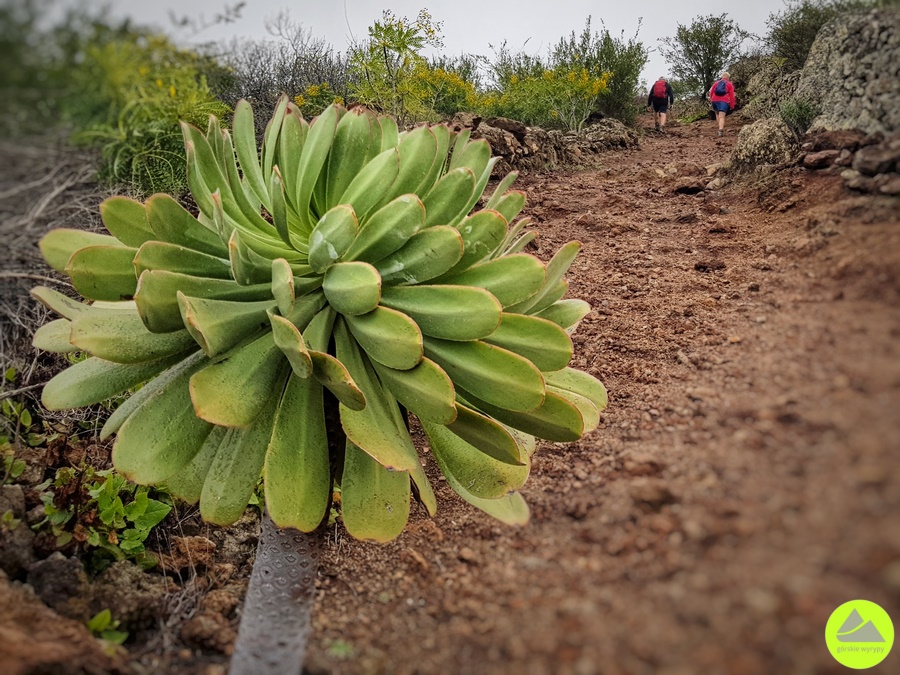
(714, 79, 728, 96)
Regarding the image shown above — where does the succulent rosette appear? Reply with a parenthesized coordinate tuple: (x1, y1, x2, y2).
(32, 98, 606, 541)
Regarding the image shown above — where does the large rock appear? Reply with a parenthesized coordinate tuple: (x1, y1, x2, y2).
(472, 117, 639, 175)
(797, 9, 900, 135)
(743, 58, 802, 121)
(730, 118, 799, 170)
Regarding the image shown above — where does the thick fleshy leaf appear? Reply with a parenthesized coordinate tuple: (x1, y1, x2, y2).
(233, 99, 270, 211)
(70, 311, 196, 363)
(322, 261, 382, 316)
(418, 123, 451, 193)
(371, 357, 457, 425)
(326, 107, 376, 209)
(32, 319, 75, 353)
(309, 351, 365, 410)
(178, 295, 275, 358)
(42, 354, 185, 410)
(334, 318, 421, 472)
(535, 299, 591, 331)
(527, 279, 568, 315)
(66, 245, 138, 301)
(482, 313, 573, 372)
(295, 104, 339, 232)
(145, 194, 228, 257)
(268, 166, 293, 248)
(507, 240, 581, 314)
(379, 125, 438, 206)
(345, 306, 423, 371)
(379, 115, 399, 152)
(308, 205, 358, 273)
(447, 483, 530, 526)
(380, 285, 501, 341)
(424, 338, 544, 412)
(190, 333, 287, 427)
(423, 167, 476, 227)
(340, 440, 410, 543)
(270, 312, 312, 378)
(441, 254, 546, 307)
(446, 209, 508, 273)
(113, 360, 214, 484)
(423, 420, 528, 499)
(376, 226, 463, 285)
(265, 375, 331, 531)
(199, 401, 278, 525)
(229, 230, 275, 285)
(544, 367, 608, 412)
(446, 402, 522, 465)
(100, 350, 208, 440)
(134, 241, 231, 279)
(343, 194, 424, 264)
(39, 229, 127, 274)
(461, 388, 584, 442)
(484, 171, 519, 211)
(271, 258, 294, 316)
(549, 385, 600, 433)
(165, 425, 226, 504)
(100, 196, 154, 247)
(490, 190, 527, 225)
(339, 147, 400, 221)
(32, 286, 119, 320)
(135, 270, 271, 333)
(276, 111, 309, 208)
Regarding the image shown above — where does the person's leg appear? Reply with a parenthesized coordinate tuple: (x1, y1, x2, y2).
(659, 111, 667, 128)
(716, 111, 725, 135)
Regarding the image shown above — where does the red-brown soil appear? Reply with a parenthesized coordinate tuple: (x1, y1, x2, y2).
(301, 118, 900, 674)
(3, 115, 900, 675)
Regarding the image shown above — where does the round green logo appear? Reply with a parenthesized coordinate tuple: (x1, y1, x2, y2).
(826, 600, 894, 669)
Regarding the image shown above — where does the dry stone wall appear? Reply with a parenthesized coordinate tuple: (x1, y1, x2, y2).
(450, 113, 639, 175)
(798, 9, 900, 135)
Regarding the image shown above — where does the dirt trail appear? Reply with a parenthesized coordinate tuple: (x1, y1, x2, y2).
(303, 117, 900, 675)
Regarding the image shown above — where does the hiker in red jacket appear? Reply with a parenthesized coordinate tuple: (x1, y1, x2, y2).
(708, 72, 736, 137)
(647, 76, 674, 133)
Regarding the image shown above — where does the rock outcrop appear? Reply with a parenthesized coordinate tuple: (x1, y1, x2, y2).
(797, 9, 900, 135)
(730, 118, 799, 171)
(451, 113, 640, 175)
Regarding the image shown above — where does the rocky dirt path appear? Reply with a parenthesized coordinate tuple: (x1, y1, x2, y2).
(302, 117, 900, 675)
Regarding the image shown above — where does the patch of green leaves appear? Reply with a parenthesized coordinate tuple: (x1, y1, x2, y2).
(37, 466, 171, 571)
(86, 608, 129, 647)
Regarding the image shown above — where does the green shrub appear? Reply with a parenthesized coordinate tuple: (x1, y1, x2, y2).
(779, 96, 821, 138)
(68, 34, 229, 196)
(348, 9, 445, 124)
(550, 18, 648, 125)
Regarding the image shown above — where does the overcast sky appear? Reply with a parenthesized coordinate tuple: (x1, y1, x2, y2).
(91, 0, 789, 85)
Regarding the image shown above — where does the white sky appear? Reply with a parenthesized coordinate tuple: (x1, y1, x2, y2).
(91, 0, 788, 85)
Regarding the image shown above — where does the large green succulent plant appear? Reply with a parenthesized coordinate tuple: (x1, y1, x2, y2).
(32, 97, 606, 541)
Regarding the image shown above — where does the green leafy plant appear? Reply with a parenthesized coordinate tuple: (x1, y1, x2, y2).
(779, 96, 822, 139)
(766, 0, 877, 72)
(86, 608, 129, 647)
(349, 9, 445, 124)
(37, 466, 170, 570)
(32, 97, 606, 670)
(550, 18, 648, 125)
(659, 14, 752, 96)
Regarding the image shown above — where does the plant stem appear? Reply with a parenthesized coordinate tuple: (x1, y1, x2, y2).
(229, 510, 324, 675)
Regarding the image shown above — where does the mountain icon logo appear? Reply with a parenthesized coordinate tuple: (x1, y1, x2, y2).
(836, 608, 886, 643)
(825, 599, 894, 669)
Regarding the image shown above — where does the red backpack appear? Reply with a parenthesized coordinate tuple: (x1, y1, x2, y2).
(652, 80, 668, 99)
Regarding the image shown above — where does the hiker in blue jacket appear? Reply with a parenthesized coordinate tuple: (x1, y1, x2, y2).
(647, 77, 674, 133)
